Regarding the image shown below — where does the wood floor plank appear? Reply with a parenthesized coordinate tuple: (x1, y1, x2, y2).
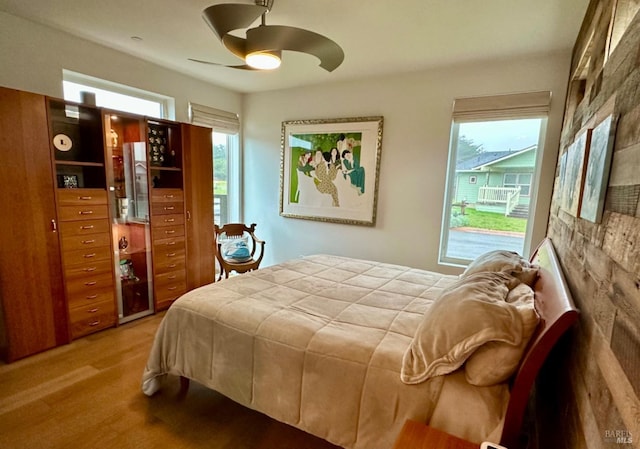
(0, 313, 340, 449)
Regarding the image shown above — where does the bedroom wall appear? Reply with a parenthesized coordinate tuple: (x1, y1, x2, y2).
(0, 12, 241, 123)
(243, 53, 572, 272)
(538, 0, 640, 448)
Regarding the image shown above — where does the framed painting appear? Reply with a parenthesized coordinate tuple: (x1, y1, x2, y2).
(561, 129, 591, 217)
(280, 116, 383, 226)
(580, 114, 617, 223)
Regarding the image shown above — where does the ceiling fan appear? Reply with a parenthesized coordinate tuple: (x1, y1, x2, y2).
(190, 0, 344, 71)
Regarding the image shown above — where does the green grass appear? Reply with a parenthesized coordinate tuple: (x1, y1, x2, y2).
(452, 206, 527, 233)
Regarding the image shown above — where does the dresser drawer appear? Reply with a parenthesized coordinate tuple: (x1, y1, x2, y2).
(58, 204, 109, 222)
(61, 231, 111, 252)
(59, 219, 110, 237)
(153, 246, 185, 268)
(155, 282, 187, 311)
(69, 310, 117, 339)
(152, 235, 185, 251)
(64, 259, 113, 282)
(151, 189, 183, 203)
(151, 201, 184, 216)
(65, 271, 114, 296)
(152, 213, 185, 228)
(68, 298, 115, 322)
(155, 268, 186, 287)
(63, 245, 112, 266)
(58, 189, 108, 206)
(153, 253, 186, 273)
(67, 286, 114, 308)
(152, 223, 185, 240)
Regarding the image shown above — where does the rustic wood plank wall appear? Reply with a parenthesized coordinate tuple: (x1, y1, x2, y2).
(538, 0, 640, 448)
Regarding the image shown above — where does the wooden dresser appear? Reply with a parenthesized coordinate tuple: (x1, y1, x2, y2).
(150, 188, 187, 310)
(57, 189, 116, 338)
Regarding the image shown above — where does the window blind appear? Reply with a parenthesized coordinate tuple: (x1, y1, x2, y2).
(189, 102, 240, 134)
(452, 91, 551, 122)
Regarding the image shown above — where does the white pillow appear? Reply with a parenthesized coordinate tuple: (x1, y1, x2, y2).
(401, 271, 526, 385)
(464, 283, 540, 386)
(462, 250, 539, 286)
(220, 237, 252, 262)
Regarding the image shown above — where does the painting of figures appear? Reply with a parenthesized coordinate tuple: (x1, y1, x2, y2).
(280, 117, 383, 225)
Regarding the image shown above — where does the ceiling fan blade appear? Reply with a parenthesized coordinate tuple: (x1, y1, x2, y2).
(246, 25, 344, 72)
(188, 58, 256, 70)
(202, 4, 267, 42)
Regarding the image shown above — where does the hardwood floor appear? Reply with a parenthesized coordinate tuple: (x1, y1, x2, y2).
(0, 313, 341, 449)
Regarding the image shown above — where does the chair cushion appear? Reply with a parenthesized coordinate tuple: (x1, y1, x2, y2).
(221, 238, 252, 263)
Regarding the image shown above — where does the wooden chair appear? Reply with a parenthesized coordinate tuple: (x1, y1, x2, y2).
(214, 223, 265, 281)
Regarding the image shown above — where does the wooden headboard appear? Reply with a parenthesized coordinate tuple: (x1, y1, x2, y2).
(499, 238, 579, 449)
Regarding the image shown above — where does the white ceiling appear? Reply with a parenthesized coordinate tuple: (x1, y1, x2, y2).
(0, 0, 589, 94)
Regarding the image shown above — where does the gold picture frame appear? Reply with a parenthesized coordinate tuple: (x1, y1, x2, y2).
(279, 116, 383, 226)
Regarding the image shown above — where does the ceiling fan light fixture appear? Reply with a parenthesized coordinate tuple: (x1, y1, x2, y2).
(245, 50, 281, 70)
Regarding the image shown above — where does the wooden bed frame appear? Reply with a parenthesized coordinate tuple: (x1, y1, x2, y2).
(498, 238, 579, 448)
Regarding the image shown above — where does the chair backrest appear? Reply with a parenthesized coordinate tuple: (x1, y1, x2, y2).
(215, 223, 255, 240)
(499, 238, 579, 449)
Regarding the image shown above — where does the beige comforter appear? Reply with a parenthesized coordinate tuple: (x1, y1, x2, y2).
(142, 255, 507, 448)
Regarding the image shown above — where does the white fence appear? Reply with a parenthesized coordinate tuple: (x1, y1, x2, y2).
(477, 186, 521, 216)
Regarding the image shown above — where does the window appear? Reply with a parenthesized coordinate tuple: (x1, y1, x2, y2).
(440, 91, 550, 266)
(62, 70, 174, 119)
(503, 173, 532, 196)
(189, 103, 241, 226)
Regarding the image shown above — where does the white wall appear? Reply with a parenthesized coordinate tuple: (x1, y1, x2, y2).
(0, 12, 242, 122)
(0, 11, 571, 274)
(243, 52, 571, 273)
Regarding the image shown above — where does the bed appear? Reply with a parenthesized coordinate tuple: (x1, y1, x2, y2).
(142, 238, 578, 449)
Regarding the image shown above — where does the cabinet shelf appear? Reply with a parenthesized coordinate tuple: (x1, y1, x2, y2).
(55, 160, 105, 168)
(150, 166, 182, 172)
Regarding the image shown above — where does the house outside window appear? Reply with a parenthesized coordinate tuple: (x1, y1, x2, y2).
(440, 91, 550, 266)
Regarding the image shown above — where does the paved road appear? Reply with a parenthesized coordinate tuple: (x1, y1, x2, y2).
(447, 229, 525, 260)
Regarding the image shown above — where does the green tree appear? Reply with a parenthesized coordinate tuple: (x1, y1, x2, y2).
(213, 144, 227, 181)
(457, 135, 483, 162)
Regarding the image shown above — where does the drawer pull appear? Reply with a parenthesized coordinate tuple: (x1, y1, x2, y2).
(89, 320, 101, 327)
(85, 281, 97, 286)
(168, 263, 177, 268)
(165, 218, 175, 223)
(79, 196, 93, 200)
(84, 253, 96, 258)
(88, 308, 99, 313)
(168, 286, 177, 291)
(168, 275, 177, 280)
(84, 267, 97, 272)
(81, 225, 95, 230)
(164, 194, 175, 199)
(82, 239, 96, 245)
(167, 252, 176, 257)
(165, 230, 176, 234)
(79, 210, 94, 215)
(163, 206, 175, 211)
(86, 294, 98, 299)
(167, 241, 177, 246)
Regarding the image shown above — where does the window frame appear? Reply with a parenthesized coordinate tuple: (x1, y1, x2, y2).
(189, 102, 242, 226)
(439, 93, 550, 267)
(62, 69, 174, 119)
